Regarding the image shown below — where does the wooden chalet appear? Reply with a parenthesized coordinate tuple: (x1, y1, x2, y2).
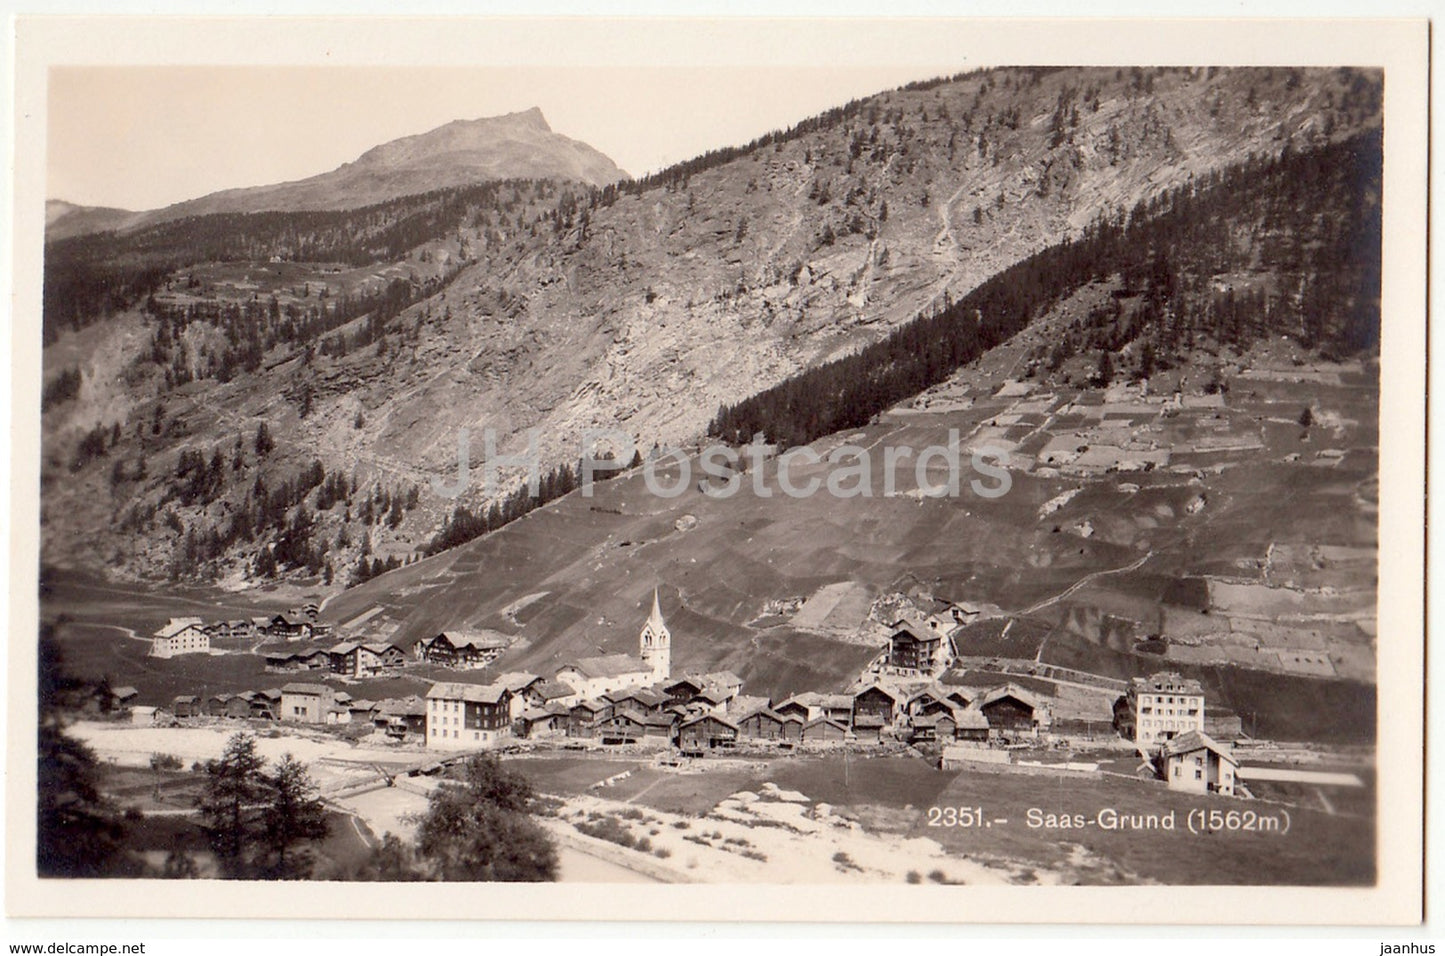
(800, 717, 849, 744)
(977, 685, 1048, 736)
(887, 618, 944, 672)
(568, 699, 609, 737)
(852, 684, 901, 725)
(516, 704, 569, 739)
(677, 713, 739, 753)
(604, 685, 669, 717)
(600, 710, 675, 744)
(415, 631, 511, 669)
(172, 695, 201, 718)
(328, 641, 405, 678)
(736, 708, 791, 741)
(662, 675, 707, 708)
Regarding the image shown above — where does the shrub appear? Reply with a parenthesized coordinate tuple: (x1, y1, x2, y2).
(906, 870, 922, 884)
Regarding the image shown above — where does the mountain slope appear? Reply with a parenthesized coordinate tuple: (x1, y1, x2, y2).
(40, 66, 1382, 587)
(48, 108, 626, 238)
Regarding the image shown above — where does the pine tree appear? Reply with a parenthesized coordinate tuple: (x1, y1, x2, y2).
(197, 732, 270, 878)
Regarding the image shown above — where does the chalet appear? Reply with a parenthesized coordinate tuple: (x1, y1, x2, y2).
(662, 675, 706, 708)
(800, 717, 849, 744)
(908, 684, 969, 716)
(774, 695, 815, 723)
(852, 684, 901, 725)
(908, 714, 943, 744)
(205, 619, 255, 640)
(1127, 672, 1206, 748)
(689, 686, 729, 715)
(267, 613, 316, 641)
(678, 714, 738, 753)
(852, 714, 887, 744)
(224, 693, 256, 719)
(86, 683, 138, 714)
(600, 710, 675, 745)
(497, 673, 545, 718)
(328, 641, 405, 678)
(1160, 730, 1238, 796)
(779, 713, 805, 742)
(205, 693, 234, 717)
(130, 705, 160, 726)
(567, 699, 609, 737)
(415, 631, 511, 669)
(728, 694, 771, 716)
(251, 689, 282, 719)
(348, 698, 379, 723)
(425, 682, 513, 750)
(736, 708, 789, 741)
(701, 670, 744, 701)
(819, 694, 855, 725)
(151, 618, 210, 658)
(977, 685, 1049, 737)
(528, 679, 578, 710)
(516, 704, 570, 739)
(885, 618, 946, 674)
(604, 685, 669, 717)
(555, 654, 656, 700)
(263, 651, 300, 671)
(172, 695, 201, 718)
(280, 683, 336, 724)
(374, 697, 427, 737)
(954, 708, 990, 742)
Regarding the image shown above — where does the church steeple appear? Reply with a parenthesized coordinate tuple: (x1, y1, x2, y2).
(639, 587, 671, 681)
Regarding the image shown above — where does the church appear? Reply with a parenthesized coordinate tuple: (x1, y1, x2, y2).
(553, 588, 672, 699)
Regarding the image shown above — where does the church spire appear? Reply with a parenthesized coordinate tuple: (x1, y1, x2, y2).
(639, 586, 671, 681)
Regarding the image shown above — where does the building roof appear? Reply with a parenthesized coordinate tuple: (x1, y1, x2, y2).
(328, 642, 360, 655)
(702, 670, 743, 688)
(604, 685, 668, 707)
(889, 617, 942, 643)
(1133, 672, 1205, 696)
(532, 680, 576, 701)
(362, 642, 399, 655)
(560, 654, 652, 680)
(173, 695, 199, 704)
(426, 681, 509, 704)
(496, 671, 543, 693)
(154, 618, 205, 638)
(1161, 730, 1238, 764)
(664, 675, 706, 694)
(739, 707, 785, 725)
(680, 712, 738, 730)
(570, 699, 607, 714)
(111, 686, 139, 699)
(729, 694, 771, 714)
(280, 682, 332, 696)
(801, 717, 850, 732)
(954, 709, 990, 730)
(853, 683, 900, 702)
(433, 630, 512, 651)
(977, 684, 1043, 710)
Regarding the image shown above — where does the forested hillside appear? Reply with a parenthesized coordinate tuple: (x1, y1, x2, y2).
(709, 131, 1380, 448)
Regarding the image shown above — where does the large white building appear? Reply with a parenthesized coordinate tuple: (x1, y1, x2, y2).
(150, 618, 210, 658)
(1128, 672, 1205, 748)
(425, 682, 513, 750)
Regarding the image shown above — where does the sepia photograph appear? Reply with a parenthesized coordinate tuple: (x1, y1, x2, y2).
(5, 14, 1428, 928)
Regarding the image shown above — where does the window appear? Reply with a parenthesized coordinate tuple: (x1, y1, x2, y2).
(1195, 769, 1202, 780)
(1174, 766, 1181, 777)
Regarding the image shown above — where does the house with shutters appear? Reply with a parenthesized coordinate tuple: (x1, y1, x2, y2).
(414, 631, 512, 669)
(425, 682, 513, 750)
(1159, 730, 1238, 796)
(1126, 671, 1206, 748)
(150, 618, 210, 658)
